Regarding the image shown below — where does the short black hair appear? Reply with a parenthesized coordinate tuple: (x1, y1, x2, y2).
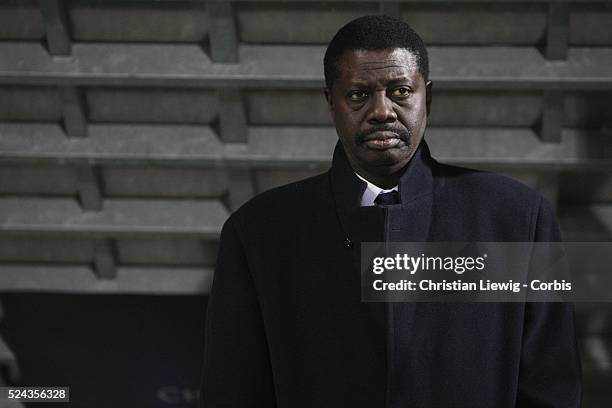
(324, 15, 429, 89)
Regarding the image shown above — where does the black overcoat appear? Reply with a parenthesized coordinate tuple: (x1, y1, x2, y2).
(201, 141, 581, 407)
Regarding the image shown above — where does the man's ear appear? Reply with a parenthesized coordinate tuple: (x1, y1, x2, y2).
(425, 80, 433, 116)
(324, 88, 334, 112)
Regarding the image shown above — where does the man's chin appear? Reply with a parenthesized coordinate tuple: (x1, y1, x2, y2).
(359, 151, 412, 172)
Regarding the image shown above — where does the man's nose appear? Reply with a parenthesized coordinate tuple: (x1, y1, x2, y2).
(367, 92, 397, 123)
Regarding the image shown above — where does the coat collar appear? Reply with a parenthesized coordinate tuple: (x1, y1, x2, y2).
(329, 139, 435, 213)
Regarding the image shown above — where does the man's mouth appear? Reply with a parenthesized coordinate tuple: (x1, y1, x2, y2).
(362, 132, 403, 150)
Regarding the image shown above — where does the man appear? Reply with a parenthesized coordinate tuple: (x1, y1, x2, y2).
(201, 15, 581, 407)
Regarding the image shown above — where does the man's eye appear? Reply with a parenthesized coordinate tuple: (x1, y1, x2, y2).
(348, 91, 367, 101)
(391, 87, 411, 97)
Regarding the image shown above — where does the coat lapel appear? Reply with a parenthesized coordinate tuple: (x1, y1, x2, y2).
(329, 139, 435, 245)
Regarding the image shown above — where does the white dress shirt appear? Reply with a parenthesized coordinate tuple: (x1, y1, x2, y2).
(354, 172, 399, 207)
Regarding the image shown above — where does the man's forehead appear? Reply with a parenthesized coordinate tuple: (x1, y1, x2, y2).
(337, 48, 421, 81)
(341, 46, 417, 60)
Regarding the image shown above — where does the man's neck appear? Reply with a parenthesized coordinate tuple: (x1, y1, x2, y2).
(354, 171, 397, 191)
(352, 167, 405, 190)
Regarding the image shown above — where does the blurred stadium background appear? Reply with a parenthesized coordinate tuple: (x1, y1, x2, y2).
(0, 0, 610, 406)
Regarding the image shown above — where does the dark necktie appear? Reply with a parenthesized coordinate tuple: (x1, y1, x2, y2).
(374, 190, 400, 206)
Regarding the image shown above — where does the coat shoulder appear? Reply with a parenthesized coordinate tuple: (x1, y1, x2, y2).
(435, 162, 545, 208)
(431, 162, 557, 241)
(229, 172, 329, 227)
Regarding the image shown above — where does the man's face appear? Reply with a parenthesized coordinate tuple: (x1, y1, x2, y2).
(325, 48, 432, 182)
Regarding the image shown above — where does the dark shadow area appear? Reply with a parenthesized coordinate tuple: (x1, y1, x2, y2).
(0, 293, 206, 408)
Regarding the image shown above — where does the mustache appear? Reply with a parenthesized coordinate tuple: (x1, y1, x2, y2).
(356, 125, 412, 144)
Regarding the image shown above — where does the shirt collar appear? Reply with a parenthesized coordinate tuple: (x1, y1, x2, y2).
(329, 139, 435, 213)
(354, 172, 398, 207)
